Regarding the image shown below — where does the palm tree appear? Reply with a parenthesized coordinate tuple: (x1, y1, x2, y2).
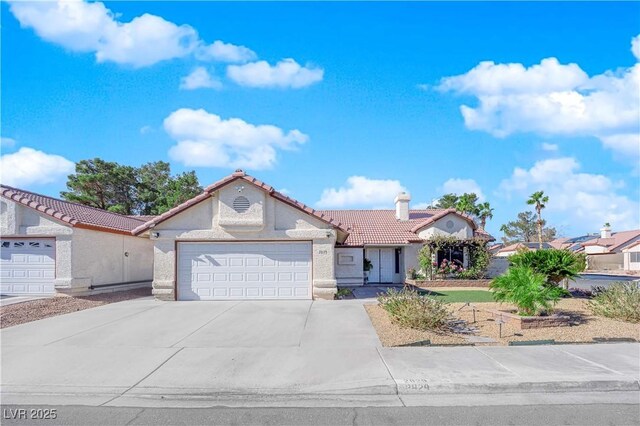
(456, 193, 479, 216)
(527, 191, 549, 249)
(477, 202, 494, 229)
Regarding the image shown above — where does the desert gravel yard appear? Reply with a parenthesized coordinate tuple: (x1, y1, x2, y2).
(366, 298, 640, 347)
(0, 287, 151, 329)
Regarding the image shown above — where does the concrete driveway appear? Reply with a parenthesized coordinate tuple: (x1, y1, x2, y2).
(1, 298, 638, 408)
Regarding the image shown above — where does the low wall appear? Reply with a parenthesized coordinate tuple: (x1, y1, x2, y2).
(487, 257, 509, 278)
(482, 308, 571, 329)
(587, 253, 623, 271)
(407, 279, 491, 288)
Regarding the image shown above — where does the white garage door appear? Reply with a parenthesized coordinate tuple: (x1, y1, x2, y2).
(0, 239, 56, 295)
(177, 242, 312, 300)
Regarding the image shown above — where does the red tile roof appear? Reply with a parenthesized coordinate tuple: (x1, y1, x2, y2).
(1, 172, 496, 246)
(316, 209, 492, 246)
(132, 170, 348, 235)
(127, 215, 158, 222)
(409, 208, 477, 233)
(0, 185, 147, 235)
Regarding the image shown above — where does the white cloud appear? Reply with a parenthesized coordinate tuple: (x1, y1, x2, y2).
(8, 0, 199, 68)
(439, 178, 485, 201)
(439, 37, 640, 161)
(1, 137, 17, 148)
(7, 1, 325, 89)
(227, 59, 323, 88)
(0, 147, 74, 187)
(179, 67, 222, 90)
(541, 142, 559, 152)
(498, 157, 639, 232)
(164, 108, 308, 170)
(316, 176, 407, 208)
(196, 40, 256, 63)
(632, 34, 640, 61)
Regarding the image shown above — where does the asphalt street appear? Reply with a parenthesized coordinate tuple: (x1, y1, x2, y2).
(2, 404, 639, 426)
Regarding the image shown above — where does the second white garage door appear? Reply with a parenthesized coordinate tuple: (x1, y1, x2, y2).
(0, 239, 56, 295)
(177, 242, 312, 300)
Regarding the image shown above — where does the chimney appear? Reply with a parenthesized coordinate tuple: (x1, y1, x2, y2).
(395, 192, 411, 221)
(600, 223, 612, 239)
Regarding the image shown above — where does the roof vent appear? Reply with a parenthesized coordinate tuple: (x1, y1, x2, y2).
(233, 196, 250, 213)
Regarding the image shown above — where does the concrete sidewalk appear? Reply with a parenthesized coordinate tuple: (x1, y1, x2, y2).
(1, 298, 638, 408)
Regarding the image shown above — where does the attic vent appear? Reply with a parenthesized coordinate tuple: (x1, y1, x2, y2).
(233, 196, 250, 213)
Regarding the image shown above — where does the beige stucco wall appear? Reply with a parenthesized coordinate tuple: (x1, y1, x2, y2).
(587, 253, 624, 271)
(1, 199, 153, 295)
(70, 228, 153, 289)
(417, 213, 473, 240)
(335, 247, 364, 286)
(623, 244, 640, 271)
(150, 183, 337, 300)
(584, 245, 608, 255)
(403, 243, 422, 277)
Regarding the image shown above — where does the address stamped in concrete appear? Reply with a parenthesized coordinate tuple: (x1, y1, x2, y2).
(398, 378, 430, 392)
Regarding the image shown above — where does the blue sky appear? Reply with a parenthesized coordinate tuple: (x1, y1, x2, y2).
(1, 1, 639, 238)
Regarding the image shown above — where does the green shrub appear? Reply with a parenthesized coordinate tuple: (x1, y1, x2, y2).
(588, 282, 640, 323)
(509, 249, 586, 287)
(490, 266, 565, 316)
(378, 288, 451, 331)
(335, 288, 354, 299)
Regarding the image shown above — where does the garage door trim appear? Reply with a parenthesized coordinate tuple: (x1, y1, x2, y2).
(175, 240, 313, 301)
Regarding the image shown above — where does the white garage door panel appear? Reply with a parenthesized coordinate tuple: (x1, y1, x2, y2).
(178, 242, 312, 300)
(0, 239, 56, 295)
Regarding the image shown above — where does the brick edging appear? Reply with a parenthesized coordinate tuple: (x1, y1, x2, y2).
(406, 279, 491, 288)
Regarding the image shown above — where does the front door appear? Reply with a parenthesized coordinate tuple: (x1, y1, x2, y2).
(365, 248, 395, 283)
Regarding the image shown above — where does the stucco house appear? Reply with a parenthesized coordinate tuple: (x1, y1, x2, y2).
(580, 225, 640, 271)
(494, 242, 554, 257)
(0, 185, 153, 296)
(622, 241, 640, 272)
(132, 170, 493, 301)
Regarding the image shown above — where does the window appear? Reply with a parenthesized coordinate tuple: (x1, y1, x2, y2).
(338, 254, 355, 265)
(232, 196, 250, 213)
(1, 241, 9, 248)
(445, 220, 454, 230)
(395, 248, 401, 274)
(29, 242, 40, 248)
(437, 247, 464, 267)
(631, 252, 640, 263)
(13, 242, 24, 247)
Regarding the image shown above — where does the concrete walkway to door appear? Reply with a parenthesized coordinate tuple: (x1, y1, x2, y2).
(1, 298, 638, 408)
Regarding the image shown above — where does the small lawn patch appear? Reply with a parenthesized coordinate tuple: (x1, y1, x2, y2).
(422, 290, 495, 303)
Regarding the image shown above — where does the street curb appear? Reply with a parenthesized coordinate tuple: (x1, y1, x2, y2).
(3, 379, 638, 404)
(395, 379, 640, 394)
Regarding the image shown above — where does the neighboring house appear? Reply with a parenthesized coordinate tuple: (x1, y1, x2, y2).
(622, 241, 640, 272)
(487, 243, 504, 254)
(0, 185, 154, 296)
(580, 225, 640, 271)
(549, 234, 599, 252)
(494, 242, 553, 257)
(132, 170, 493, 301)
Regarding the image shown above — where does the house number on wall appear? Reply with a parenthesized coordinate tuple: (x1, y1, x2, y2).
(318, 250, 328, 255)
